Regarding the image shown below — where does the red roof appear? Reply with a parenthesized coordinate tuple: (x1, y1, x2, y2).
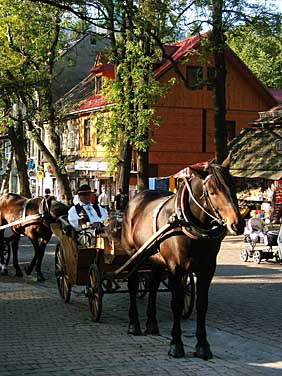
(154, 34, 202, 78)
(74, 94, 109, 113)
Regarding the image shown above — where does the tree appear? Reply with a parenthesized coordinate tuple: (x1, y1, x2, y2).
(227, 21, 282, 89)
(187, 0, 281, 163)
(27, 0, 189, 194)
(0, 0, 73, 201)
(26, 0, 282, 179)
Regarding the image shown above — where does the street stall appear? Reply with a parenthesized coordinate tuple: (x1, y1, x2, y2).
(228, 105, 282, 221)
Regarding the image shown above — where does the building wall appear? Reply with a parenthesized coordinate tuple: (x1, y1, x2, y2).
(53, 35, 108, 102)
(150, 52, 276, 177)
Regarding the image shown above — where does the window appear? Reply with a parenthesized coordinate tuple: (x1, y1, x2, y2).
(68, 123, 75, 150)
(94, 75, 102, 94)
(84, 119, 91, 146)
(226, 121, 236, 143)
(186, 66, 203, 89)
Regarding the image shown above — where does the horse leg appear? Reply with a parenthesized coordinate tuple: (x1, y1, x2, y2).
(193, 271, 214, 360)
(144, 265, 162, 335)
(34, 239, 49, 282)
(25, 238, 47, 282)
(168, 269, 185, 358)
(127, 269, 142, 335)
(10, 236, 23, 277)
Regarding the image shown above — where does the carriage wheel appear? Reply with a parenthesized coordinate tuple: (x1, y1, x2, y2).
(253, 250, 262, 264)
(275, 252, 282, 264)
(137, 272, 149, 298)
(182, 272, 195, 319)
(87, 263, 103, 322)
(55, 244, 71, 303)
(240, 249, 249, 262)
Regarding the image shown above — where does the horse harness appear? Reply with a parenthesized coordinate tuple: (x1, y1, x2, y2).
(153, 175, 226, 243)
(0, 197, 53, 233)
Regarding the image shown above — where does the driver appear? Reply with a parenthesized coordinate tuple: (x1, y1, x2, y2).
(68, 184, 108, 231)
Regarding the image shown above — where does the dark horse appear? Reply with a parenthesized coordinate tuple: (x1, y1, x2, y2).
(121, 160, 244, 359)
(0, 193, 68, 281)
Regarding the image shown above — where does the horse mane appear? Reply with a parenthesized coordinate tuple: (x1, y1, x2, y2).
(49, 199, 70, 218)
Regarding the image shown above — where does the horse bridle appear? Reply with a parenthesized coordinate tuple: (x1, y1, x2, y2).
(184, 175, 224, 225)
(175, 176, 226, 239)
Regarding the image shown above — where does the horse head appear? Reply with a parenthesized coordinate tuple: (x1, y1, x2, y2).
(42, 198, 69, 223)
(188, 158, 244, 236)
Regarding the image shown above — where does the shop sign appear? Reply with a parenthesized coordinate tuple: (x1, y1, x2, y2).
(74, 160, 108, 171)
(275, 140, 282, 154)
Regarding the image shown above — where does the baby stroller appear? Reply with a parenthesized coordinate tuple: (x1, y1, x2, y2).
(240, 217, 281, 264)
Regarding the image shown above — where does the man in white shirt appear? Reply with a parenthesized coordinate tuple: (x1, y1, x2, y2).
(98, 188, 110, 210)
(68, 184, 108, 231)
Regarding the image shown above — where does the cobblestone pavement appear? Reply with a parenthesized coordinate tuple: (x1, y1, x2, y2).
(1, 233, 282, 376)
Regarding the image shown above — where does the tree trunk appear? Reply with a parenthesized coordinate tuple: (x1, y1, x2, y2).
(1, 149, 13, 193)
(137, 149, 149, 191)
(212, 0, 227, 164)
(26, 120, 72, 204)
(116, 139, 132, 196)
(8, 123, 31, 197)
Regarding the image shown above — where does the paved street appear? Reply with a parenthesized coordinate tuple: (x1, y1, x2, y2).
(1, 233, 282, 375)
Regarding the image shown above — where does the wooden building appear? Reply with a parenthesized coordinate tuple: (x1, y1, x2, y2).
(58, 34, 277, 191)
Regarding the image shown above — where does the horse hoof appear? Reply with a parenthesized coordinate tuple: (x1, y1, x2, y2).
(127, 323, 142, 336)
(1, 268, 8, 275)
(194, 345, 213, 360)
(37, 274, 46, 282)
(144, 321, 160, 335)
(168, 343, 185, 358)
(24, 266, 31, 275)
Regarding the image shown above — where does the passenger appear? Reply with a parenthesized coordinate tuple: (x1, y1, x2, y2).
(68, 184, 108, 231)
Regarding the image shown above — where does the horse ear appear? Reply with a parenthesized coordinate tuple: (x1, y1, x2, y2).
(221, 153, 231, 169)
(189, 164, 209, 179)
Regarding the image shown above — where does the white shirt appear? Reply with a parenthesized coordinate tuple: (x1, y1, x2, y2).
(98, 192, 110, 206)
(68, 200, 108, 231)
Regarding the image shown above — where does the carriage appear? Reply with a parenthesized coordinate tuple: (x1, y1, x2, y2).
(240, 217, 282, 264)
(51, 214, 195, 322)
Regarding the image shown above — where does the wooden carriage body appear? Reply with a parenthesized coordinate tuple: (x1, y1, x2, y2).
(50, 223, 129, 285)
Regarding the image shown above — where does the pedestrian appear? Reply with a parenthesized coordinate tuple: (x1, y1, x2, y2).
(272, 206, 282, 263)
(114, 188, 128, 211)
(98, 187, 110, 211)
(90, 188, 98, 204)
(44, 188, 55, 203)
(68, 184, 108, 231)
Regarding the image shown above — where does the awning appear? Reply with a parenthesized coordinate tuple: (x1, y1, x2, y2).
(228, 126, 282, 180)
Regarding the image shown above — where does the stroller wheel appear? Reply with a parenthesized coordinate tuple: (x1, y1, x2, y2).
(240, 249, 249, 262)
(253, 250, 262, 264)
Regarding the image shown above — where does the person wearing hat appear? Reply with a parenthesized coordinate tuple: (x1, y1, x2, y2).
(68, 184, 108, 231)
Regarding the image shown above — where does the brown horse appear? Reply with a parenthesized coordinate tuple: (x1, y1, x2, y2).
(0, 193, 68, 281)
(121, 160, 244, 360)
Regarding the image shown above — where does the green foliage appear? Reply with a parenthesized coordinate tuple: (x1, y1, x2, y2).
(227, 20, 282, 89)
